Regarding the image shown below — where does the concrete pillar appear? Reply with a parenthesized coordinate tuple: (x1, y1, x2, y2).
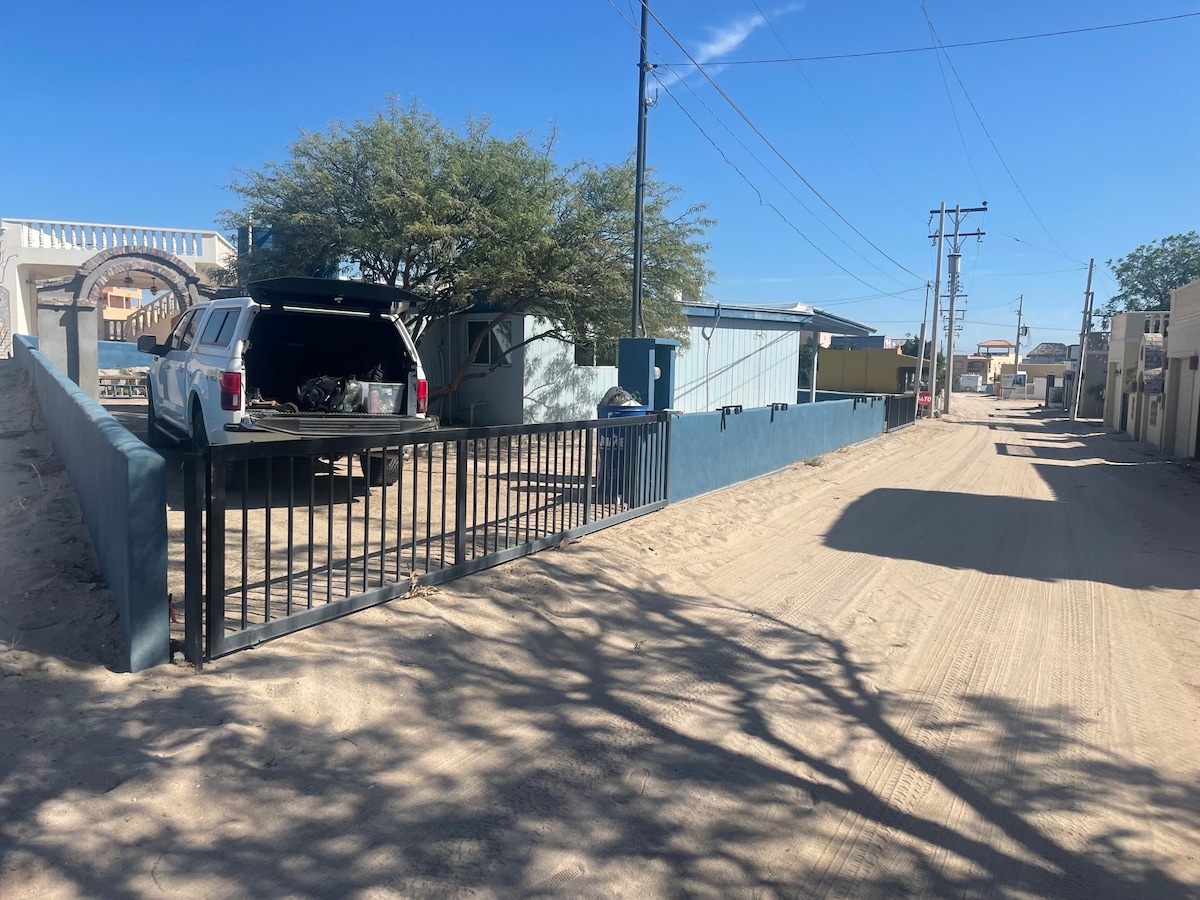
(37, 297, 99, 399)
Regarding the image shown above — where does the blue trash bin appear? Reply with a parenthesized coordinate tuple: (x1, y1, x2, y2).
(596, 404, 649, 503)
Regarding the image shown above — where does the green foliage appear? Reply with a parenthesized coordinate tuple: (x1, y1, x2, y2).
(1100, 231, 1200, 318)
(221, 98, 711, 397)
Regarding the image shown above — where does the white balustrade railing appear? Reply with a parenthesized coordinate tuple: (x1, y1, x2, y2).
(8, 218, 235, 262)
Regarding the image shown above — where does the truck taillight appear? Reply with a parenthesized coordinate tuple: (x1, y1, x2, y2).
(416, 378, 428, 414)
(219, 372, 242, 411)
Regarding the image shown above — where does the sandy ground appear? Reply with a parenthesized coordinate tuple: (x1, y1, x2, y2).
(3, 362, 1200, 898)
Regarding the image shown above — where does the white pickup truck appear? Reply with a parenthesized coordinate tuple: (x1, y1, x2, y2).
(137, 277, 435, 483)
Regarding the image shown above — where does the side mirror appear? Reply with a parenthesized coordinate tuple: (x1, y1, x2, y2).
(137, 334, 164, 355)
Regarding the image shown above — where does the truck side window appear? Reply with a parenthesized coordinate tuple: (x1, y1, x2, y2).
(166, 311, 194, 352)
(200, 309, 240, 346)
(178, 311, 202, 352)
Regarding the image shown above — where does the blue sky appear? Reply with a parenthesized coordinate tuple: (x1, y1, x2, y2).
(2, 0, 1197, 352)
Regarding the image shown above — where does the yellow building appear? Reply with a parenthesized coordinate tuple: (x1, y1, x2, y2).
(817, 347, 920, 394)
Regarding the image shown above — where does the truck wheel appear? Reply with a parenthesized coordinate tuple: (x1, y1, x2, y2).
(359, 452, 400, 487)
(191, 405, 209, 455)
(146, 390, 174, 449)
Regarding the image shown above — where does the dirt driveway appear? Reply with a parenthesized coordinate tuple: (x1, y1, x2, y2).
(3, 383, 1200, 898)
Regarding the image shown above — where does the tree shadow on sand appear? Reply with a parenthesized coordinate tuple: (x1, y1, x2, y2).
(2, 553, 1197, 898)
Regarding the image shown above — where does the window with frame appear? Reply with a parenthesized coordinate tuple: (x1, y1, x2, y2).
(574, 338, 617, 367)
(178, 311, 202, 352)
(167, 311, 195, 351)
(467, 319, 512, 367)
(199, 309, 240, 347)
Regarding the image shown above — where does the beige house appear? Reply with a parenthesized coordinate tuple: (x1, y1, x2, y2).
(1162, 280, 1200, 458)
(1104, 311, 1169, 434)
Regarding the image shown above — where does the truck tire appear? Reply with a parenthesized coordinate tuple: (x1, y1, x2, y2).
(146, 390, 175, 449)
(191, 404, 210, 455)
(359, 452, 400, 487)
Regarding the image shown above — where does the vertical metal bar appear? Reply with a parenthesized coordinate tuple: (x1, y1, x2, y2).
(345, 454, 352, 598)
(662, 413, 672, 503)
(183, 454, 204, 670)
(286, 457, 294, 617)
(264, 457, 273, 622)
(552, 432, 561, 534)
(363, 450, 371, 592)
(206, 454, 227, 660)
(410, 440, 419, 574)
(505, 435, 513, 550)
(583, 426, 593, 526)
(471, 439, 480, 559)
(424, 442, 433, 572)
(454, 438, 467, 564)
(240, 459, 249, 630)
(535, 433, 544, 538)
(380, 447, 388, 586)
(400, 446, 410, 585)
(307, 457, 315, 610)
(326, 456, 334, 606)
(515, 434, 525, 545)
(482, 437, 491, 555)
(440, 439, 448, 568)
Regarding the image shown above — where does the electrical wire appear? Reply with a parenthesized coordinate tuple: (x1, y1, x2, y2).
(606, 0, 923, 293)
(653, 64, 915, 288)
(661, 12, 1200, 65)
(642, 5, 926, 282)
(748, 0, 924, 224)
(651, 71, 922, 299)
(918, 0, 986, 197)
(992, 231, 1087, 265)
(919, 3, 1074, 260)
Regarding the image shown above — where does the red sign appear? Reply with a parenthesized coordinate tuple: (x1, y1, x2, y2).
(918, 391, 932, 407)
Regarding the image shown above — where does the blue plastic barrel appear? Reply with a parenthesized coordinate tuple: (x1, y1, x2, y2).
(596, 404, 649, 502)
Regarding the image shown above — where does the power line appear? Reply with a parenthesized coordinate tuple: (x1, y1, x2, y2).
(606, 0, 920, 291)
(993, 230, 1087, 265)
(919, 3, 1074, 260)
(748, 0, 924, 223)
(642, 5, 926, 282)
(650, 72, 921, 299)
(662, 12, 1200, 65)
(651, 65, 914, 288)
(918, 0, 985, 197)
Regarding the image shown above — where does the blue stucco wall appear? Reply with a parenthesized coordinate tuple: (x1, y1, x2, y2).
(668, 398, 885, 502)
(14, 336, 168, 671)
(23, 337, 149, 370)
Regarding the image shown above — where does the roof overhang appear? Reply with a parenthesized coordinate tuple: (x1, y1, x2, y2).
(683, 302, 874, 337)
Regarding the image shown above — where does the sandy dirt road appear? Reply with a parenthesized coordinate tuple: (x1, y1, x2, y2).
(3, 374, 1199, 898)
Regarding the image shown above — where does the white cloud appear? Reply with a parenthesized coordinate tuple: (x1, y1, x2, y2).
(658, 4, 803, 88)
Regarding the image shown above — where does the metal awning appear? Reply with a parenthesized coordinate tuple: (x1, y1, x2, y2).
(682, 302, 875, 337)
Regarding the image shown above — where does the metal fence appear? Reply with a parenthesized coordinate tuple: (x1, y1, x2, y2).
(885, 394, 918, 432)
(183, 413, 669, 665)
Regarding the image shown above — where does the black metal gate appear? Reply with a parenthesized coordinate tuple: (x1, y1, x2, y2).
(183, 413, 669, 666)
(884, 393, 918, 432)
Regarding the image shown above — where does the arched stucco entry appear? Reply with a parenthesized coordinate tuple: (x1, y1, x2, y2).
(77, 245, 204, 312)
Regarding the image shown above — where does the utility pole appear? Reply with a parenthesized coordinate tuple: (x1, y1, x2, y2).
(925, 203, 946, 417)
(1070, 258, 1096, 421)
(1012, 294, 1024, 399)
(941, 203, 987, 415)
(913, 281, 931, 397)
(630, 0, 652, 339)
